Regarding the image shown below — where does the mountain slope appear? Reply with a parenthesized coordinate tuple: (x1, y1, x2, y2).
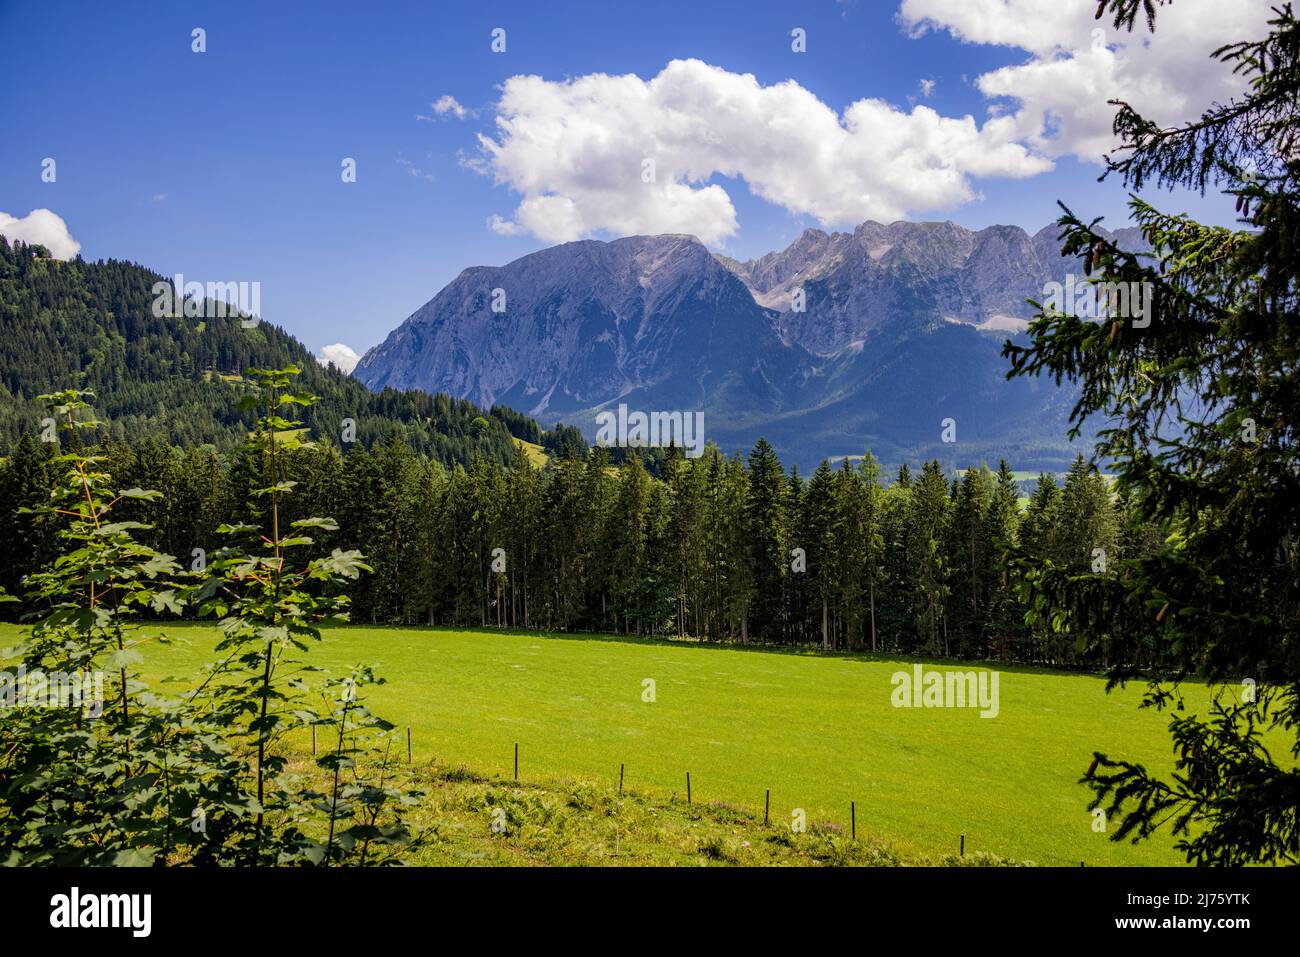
(719, 220, 1150, 353)
(707, 317, 1083, 469)
(357, 234, 816, 420)
(0, 238, 533, 465)
(356, 220, 1126, 470)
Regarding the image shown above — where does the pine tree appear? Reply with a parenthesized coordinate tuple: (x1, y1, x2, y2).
(801, 461, 837, 649)
(608, 454, 653, 635)
(502, 441, 543, 628)
(665, 447, 709, 637)
(830, 459, 868, 651)
(984, 460, 1025, 659)
(744, 439, 788, 643)
(859, 453, 887, 653)
(0, 432, 57, 605)
(947, 467, 995, 658)
(1054, 455, 1120, 574)
(907, 461, 951, 656)
(1020, 473, 1060, 564)
(1003, 0, 1300, 864)
(878, 465, 915, 652)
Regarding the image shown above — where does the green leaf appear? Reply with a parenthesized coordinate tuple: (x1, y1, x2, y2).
(116, 488, 163, 501)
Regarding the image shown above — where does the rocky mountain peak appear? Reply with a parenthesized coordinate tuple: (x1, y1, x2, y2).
(354, 216, 1141, 469)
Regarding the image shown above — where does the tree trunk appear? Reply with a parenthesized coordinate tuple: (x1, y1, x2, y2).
(869, 584, 877, 652)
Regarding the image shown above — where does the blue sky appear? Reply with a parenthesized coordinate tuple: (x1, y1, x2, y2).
(0, 0, 1254, 359)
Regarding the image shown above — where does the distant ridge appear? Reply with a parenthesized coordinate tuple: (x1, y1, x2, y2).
(354, 220, 1149, 471)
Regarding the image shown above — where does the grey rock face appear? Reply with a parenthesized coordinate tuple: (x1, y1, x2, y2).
(716, 220, 1150, 355)
(355, 234, 807, 420)
(355, 219, 1148, 469)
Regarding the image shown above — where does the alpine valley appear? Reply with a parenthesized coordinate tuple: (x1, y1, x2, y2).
(355, 220, 1148, 471)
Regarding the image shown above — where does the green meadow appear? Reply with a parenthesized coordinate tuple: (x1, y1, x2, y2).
(0, 622, 1249, 865)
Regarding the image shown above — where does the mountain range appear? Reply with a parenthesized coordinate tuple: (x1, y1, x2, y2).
(355, 219, 1147, 471)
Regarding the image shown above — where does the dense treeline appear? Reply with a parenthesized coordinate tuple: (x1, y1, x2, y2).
(0, 238, 531, 466)
(0, 423, 1161, 665)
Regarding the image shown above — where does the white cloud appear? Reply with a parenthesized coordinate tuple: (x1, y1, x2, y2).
(433, 95, 468, 118)
(317, 342, 361, 374)
(419, 95, 470, 121)
(898, 0, 1274, 162)
(474, 58, 1050, 244)
(900, 0, 1086, 54)
(0, 209, 81, 260)
(918, 78, 935, 98)
(487, 214, 524, 236)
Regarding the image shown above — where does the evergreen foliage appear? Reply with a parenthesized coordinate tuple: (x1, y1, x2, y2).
(1002, 0, 1300, 864)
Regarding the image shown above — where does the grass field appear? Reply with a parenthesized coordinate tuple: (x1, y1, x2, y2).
(263, 755, 1028, 866)
(2, 621, 1252, 866)
(513, 437, 550, 468)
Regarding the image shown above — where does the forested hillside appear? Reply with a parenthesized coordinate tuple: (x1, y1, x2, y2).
(0, 238, 532, 464)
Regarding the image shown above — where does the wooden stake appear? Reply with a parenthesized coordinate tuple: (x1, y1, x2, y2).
(764, 789, 770, 825)
(960, 833, 965, 856)
(851, 802, 856, 841)
(311, 724, 316, 756)
(514, 742, 519, 782)
(406, 725, 412, 764)
(619, 762, 624, 796)
(686, 771, 691, 805)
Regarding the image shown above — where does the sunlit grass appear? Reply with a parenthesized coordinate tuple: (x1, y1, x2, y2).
(1, 621, 1259, 865)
